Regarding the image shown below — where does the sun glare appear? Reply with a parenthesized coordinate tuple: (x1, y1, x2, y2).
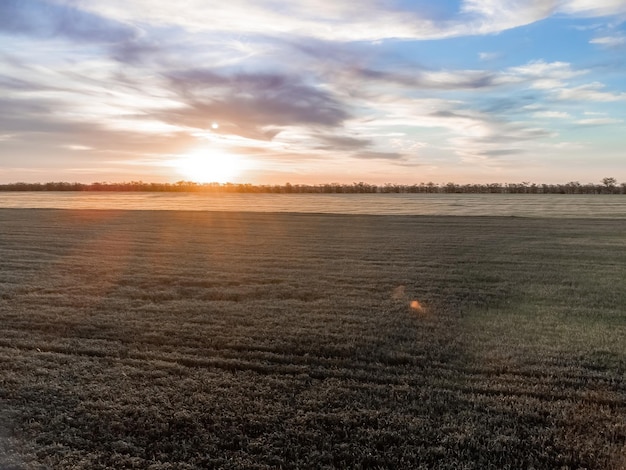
(175, 149, 244, 183)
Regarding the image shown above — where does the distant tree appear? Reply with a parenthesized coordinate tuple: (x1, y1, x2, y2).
(565, 181, 581, 194)
(602, 177, 617, 193)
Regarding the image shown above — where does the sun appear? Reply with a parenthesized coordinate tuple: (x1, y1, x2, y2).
(174, 149, 244, 183)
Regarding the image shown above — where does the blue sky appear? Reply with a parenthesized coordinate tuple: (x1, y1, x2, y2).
(1, 0, 625, 184)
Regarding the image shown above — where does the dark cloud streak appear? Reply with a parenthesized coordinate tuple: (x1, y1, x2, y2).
(480, 149, 524, 157)
(163, 69, 350, 138)
(314, 134, 372, 150)
(353, 67, 500, 90)
(352, 150, 404, 160)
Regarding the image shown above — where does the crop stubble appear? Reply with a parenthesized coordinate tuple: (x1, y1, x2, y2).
(0, 209, 624, 469)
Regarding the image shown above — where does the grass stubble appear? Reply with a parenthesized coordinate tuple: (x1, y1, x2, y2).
(0, 208, 624, 469)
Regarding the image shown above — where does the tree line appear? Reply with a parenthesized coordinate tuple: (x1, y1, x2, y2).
(0, 178, 624, 194)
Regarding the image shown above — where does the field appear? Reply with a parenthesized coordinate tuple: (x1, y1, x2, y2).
(0, 208, 625, 469)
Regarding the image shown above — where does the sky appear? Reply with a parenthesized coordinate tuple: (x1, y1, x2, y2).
(1, 0, 625, 185)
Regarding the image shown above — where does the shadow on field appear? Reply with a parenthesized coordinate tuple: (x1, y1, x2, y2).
(0, 209, 624, 469)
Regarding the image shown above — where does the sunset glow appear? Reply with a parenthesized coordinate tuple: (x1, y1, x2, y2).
(174, 149, 246, 183)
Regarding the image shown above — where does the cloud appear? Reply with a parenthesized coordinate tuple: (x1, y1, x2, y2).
(64, 144, 93, 150)
(442, 108, 560, 166)
(533, 111, 572, 119)
(0, 97, 63, 133)
(311, 132, 407, 160)
(560, 0, 626, 16)
(314, 135, 372, 150)
(554, 82, 626, 101)
(0, 0, 137, 43)
(347, 67, 503, 91)
(498, 60, 626, 105)
(0, 73, 46, 92)
(351, 151, 404, 160)
(357, 90, 563, 169)
(590, 35, 626, 47)
(163, 70, 349, 138)
(480, 96, 541, 114)
(47, 0, 621, 43)
(8, 0, 622, 51)
(350, 60, 601, 98)
(480, 148, 524, 156)
(576, 118, 624, 125)
(110, 38, 166, 64)
(478, 52, 500, 61)
(0, 80, 196, 164)
(460, 0, 559, 34)
(2, 1, 625, 184)
(59, 0, 444, 42)
(505, 60, 587, 81)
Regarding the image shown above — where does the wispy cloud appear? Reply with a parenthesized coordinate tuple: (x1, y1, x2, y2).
(62, 144, 93, 151)
(560, 0, 626, 16)
(352, 150, 404, 160)
(533, 111, 572, 119)
(504, 60, 587, 88)
(460, 0, 559, 34)
(478, 52, 500, 61)
(590, 34, 626, 47)
(51, 0, 626, 42)
(555, 82, 626, 101)
(576, 118, 624, 125)
(61, 0, 443, 41)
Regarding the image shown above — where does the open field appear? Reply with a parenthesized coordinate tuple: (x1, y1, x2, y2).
(0, 208, 625, 469)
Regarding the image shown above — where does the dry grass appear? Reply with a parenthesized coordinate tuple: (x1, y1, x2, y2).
(0, 209, 625, 469)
